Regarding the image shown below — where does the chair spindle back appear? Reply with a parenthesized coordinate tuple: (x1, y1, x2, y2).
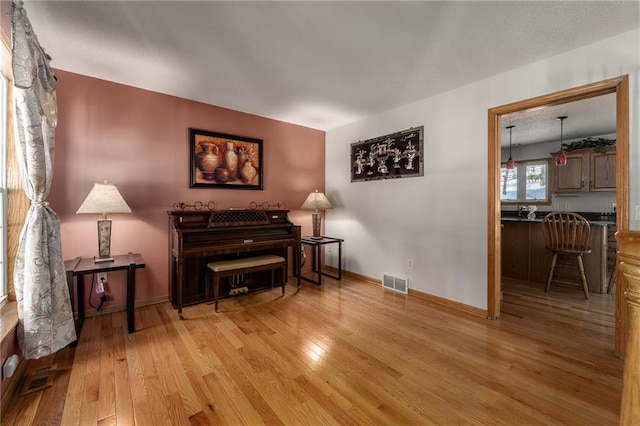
(542, 211, 591, 252)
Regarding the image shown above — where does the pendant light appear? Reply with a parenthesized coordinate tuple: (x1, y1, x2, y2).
(555, 116, 568, 166)
(505, 125, 515, 170)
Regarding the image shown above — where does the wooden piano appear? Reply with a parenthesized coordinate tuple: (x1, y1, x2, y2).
(168, 209, 301, 317)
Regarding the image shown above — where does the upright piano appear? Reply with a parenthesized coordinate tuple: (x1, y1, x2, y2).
(168, 209, 301, 315)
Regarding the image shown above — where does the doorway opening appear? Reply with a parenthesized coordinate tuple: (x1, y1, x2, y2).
(487, 75, 629, 357)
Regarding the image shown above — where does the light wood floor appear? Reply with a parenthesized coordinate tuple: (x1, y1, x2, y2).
(2, 276, 623, 425)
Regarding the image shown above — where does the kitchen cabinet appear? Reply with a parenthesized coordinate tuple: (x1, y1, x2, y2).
(554, 151, 588, 192)
(501, 219, 609, 294)
(501, 221, 530, 281)
(553, 147, 616, 193)
(590, 149, 616, 191)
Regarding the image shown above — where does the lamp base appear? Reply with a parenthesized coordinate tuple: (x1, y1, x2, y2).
(97, 219, 112, 261)
(94, 256, 114, 263)
(311, 212, 322, 238)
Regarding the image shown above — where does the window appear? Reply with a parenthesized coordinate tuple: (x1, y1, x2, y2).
(500, 157, 551, 204)
(0, 72, 7, 306)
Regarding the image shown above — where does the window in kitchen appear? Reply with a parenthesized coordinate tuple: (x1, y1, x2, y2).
(500, 158, 550, 204)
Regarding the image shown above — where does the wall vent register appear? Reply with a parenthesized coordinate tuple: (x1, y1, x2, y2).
(382, 274, 409, 294)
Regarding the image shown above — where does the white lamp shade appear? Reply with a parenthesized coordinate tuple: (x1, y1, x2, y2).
(300, 190, 333, 212)
(76, 182, 132, 215)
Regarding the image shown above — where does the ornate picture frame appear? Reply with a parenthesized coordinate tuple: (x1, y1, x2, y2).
(189, 128, 263, 189)
(350, 126, 424, 182)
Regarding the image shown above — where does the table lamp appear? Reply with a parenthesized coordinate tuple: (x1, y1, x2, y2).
(301, 189, 333, 238)
(76, 181, 132, 262)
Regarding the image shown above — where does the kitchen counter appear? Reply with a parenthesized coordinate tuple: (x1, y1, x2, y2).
(500, 216, 615, 226)
(501, 211, 615, 226)
(501, 215, 612, 293)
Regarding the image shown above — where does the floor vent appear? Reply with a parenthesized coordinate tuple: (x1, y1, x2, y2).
(20, 364, 57, 396)
(382, 274, 409, 294)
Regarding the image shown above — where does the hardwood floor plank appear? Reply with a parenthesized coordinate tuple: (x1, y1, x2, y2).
(2, 276, 623, 425)
(156, 305, 223, 423)
(134, 329, 174, 425)
(59, 314, 93, 425)
(154, 306, 208, 417)
(213, 313, 246, 350)
(201, 370, 266, 425)
(204, 329, 283, 424)
(171, 307, 220, 377)
(130, 396, 154, 426)
(96, 413, 116, 426)
(122, 329, 154, 424)
(140, 308, 179, 394)
(31, 350, 74, 425)
(246, 313, 382, 424)
(98, 315, 116, 421)
(250, 369, 320, 425)
(165, 391, 191, 426)
(298, 399, 343, 426)
(0, 380, 40, 426)
(112, 326, 135, 425)
(79, 400, 99, 425)
(82, 314, 103, 406)
(326, 372, 406, 424)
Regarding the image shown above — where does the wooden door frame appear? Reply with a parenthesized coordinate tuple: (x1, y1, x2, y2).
(487, 75, 629, 357)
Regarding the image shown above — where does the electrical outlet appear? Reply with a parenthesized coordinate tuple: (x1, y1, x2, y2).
(96, 272, 107, 294)
(407, 259, 413, 269)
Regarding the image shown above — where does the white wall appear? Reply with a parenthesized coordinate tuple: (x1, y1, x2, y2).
(325, 28, 639, 310)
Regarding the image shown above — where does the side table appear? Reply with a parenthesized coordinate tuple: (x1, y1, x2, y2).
(65, 252, 145, 344)
(300, 236, 343, 285)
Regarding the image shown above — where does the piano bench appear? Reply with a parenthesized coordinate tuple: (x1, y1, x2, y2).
(205, 254, 286, 313)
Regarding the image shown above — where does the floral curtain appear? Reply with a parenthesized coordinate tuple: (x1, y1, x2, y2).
(11, 0, 76, 359)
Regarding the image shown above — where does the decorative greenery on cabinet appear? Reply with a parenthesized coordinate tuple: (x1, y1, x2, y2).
(562, 137, 615, 153)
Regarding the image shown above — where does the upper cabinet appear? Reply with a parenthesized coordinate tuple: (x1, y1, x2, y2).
(554, 151, 589, 192)
(590, 149, 616, 191)
(553, 147, 616, 193)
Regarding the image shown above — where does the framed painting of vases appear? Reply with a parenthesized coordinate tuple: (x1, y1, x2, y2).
(189, 128, 263, 189)
(351, 126, 424, 182)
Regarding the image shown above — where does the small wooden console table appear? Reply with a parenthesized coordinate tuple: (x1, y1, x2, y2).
(65, 252, 145, 342)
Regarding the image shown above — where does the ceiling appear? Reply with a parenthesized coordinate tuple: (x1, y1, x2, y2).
(23, 1, 639, 135)
(501, 93, 617, 148)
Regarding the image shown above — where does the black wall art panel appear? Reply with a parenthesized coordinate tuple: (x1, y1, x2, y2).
(350, 126, 424, 182)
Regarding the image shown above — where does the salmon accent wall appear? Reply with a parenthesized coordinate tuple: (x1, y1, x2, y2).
(50, 70, 325, 306)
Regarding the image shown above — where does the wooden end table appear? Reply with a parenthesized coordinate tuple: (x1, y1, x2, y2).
(65, 252, 145, 344)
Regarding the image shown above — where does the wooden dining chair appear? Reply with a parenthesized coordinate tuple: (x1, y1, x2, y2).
(541, 211, 592, 299)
